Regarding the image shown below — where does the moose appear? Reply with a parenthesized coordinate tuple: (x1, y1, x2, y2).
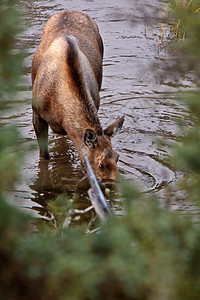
(31, 11, 124, 180)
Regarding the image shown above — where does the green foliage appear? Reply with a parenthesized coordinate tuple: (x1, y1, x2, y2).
(0, 0, 22, 190)
(169, 0, 200, 70)
(0, 0, 23, 102)
(168, 0, 200, 205)
(1, 185, 200, 299)
(1, 0, 200, 299)
(0, 124, 21, 190)
(172, 92, 200, 204)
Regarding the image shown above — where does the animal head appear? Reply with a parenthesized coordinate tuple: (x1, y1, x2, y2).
(84, 116, 124, 180)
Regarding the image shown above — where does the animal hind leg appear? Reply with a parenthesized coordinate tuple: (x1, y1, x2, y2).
(33, 111, 50, 159)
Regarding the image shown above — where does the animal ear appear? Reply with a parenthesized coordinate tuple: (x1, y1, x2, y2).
(104, 116, 124, 138)
(84, 129, 98, 148)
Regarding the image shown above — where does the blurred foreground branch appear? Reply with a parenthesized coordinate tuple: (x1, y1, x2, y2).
(84, 154, 111, 221)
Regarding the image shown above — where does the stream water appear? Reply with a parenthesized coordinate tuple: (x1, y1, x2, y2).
(2, 0, 200, 225)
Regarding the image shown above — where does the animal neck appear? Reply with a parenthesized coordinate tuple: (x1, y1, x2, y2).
(60, 92, 102, 156)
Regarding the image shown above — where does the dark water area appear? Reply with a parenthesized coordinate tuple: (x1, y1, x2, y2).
(1, 0, 200, 225)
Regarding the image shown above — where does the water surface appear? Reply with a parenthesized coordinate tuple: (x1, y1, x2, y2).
(2, 0, 199, 224)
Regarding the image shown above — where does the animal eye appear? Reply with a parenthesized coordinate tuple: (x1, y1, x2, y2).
(99, 164, 104, 170)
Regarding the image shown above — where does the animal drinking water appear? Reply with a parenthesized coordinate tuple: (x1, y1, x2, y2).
(32, 11, 124, 180)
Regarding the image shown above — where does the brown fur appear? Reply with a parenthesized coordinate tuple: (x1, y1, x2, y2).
(32, 11, 124, 180)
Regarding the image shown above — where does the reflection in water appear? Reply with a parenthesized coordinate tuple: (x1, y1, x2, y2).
(29, 135, 121, 226)
(29, 136, 87, 222)
(1, 0, 198, 224)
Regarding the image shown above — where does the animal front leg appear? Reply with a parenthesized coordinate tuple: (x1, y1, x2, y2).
(33, 111, 50, 159)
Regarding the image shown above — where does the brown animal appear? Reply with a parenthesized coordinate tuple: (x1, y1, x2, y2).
(31, 11, 124, 180)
